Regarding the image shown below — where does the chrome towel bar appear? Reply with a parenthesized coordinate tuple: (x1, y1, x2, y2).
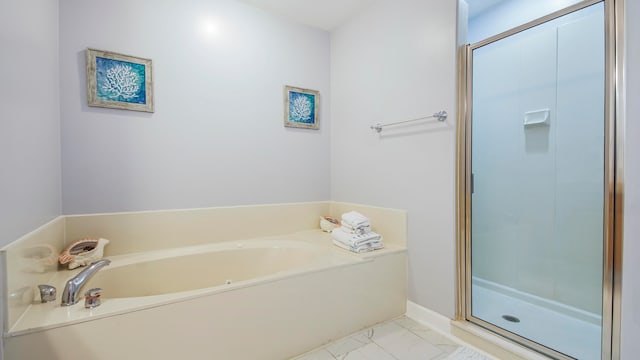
(370, 110, 447, 133)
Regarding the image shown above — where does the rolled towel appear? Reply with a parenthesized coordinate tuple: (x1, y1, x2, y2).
(341, 211, 370, 228)
(332, 239, 384, 253)
(331, 228, 383, 248)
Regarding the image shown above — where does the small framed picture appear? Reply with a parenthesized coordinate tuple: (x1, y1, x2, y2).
(86, 48, 154, 113)
(284, 85, 319, 129)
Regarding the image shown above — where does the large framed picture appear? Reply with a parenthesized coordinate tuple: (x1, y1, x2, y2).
(284, 85, 319, 129)
(86, 48, 154, 113)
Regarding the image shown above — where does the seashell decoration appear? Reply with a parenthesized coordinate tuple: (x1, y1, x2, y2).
(319, 216, 340, 232)
(58, 238, 110, 270)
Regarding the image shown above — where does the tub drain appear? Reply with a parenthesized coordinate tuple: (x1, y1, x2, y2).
(225, 279, 233, 285)
(502, 314, 520, 323)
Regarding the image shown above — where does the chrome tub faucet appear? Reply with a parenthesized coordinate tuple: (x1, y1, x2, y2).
(61, 259, 111, 306)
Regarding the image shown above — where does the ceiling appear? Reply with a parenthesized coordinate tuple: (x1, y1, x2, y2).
(236, 0, 507, 31)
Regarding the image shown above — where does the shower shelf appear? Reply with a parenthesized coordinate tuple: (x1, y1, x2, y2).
(523, 109, 550, 126)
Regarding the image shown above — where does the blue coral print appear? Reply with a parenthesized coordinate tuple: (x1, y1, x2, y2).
(289, 91, 315, 123)
(96, 57, 146, 104)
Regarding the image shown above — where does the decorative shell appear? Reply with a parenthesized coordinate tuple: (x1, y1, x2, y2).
(58, 238, 110, 270)
(319, 216, 340, 232)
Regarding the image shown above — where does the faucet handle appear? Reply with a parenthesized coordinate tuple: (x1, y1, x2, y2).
(84, 288, 102, 309)
(38, 285, 56, 303)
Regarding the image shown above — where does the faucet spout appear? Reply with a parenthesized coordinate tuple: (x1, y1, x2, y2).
(61, 259, 111, 306)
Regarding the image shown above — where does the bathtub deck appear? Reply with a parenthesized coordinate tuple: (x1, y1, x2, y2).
(7, 230, 405, 336)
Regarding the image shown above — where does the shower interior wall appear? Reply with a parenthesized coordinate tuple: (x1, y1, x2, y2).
(466, 0, 640, 356)
(471, 6, 605, 315)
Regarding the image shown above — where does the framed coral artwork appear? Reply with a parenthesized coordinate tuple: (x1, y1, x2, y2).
(86, 48, 154, 112)
(284, 85, 319, 129)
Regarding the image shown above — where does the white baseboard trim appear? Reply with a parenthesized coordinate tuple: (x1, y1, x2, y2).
(405, 301, 497, 359)
(405, 300, 454, 337)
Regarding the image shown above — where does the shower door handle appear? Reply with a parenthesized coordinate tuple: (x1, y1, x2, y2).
(470, 173, 475, 194)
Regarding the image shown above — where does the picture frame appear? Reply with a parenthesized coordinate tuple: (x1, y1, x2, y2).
(86, 48, 154, 113)
(284, 85, 319, 129)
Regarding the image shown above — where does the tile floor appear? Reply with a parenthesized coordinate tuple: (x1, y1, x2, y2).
(291, 316, 488, 360)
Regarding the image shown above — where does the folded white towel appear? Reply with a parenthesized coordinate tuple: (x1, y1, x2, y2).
(341, 211, 370, 228)
(332, 239, 384, 253)
(340, 222, 371, 235)
(331, 228, 383, 247)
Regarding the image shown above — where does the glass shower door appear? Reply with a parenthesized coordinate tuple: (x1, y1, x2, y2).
(469, 3, 605, 359)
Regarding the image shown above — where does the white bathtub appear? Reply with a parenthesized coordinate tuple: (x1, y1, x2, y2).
(87, 239, 355, 298)
(4, 232, 407, 360)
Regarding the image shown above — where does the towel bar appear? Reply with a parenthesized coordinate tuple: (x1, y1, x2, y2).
(370, 110, 447, 133)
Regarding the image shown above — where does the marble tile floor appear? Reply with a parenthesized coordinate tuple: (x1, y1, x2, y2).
(291, 316, 492, 360)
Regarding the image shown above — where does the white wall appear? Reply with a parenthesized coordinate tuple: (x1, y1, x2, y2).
(621, 0, 640, 357)
(59, 0, 331, 214)
(331, 0, 458, 317)
(0, 1, 61, 253)
(0, 1, 61, 358)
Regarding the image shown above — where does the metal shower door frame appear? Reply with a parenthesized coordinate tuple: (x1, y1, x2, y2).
(455, 0, 624, 358)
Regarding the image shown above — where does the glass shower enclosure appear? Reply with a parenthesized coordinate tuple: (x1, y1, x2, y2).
(463, 2, 609, 359)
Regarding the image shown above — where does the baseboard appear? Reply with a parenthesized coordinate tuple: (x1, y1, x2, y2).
(405, 301, 454, 336)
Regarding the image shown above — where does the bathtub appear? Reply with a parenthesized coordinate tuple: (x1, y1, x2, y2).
(86, 239, 357, 298)
(4, 231, 407, 360)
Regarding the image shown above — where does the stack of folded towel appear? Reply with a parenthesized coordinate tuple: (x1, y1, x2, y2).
(331, 211, 383, 253)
